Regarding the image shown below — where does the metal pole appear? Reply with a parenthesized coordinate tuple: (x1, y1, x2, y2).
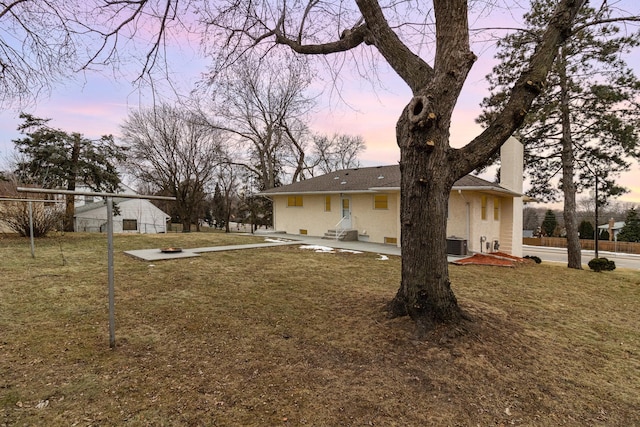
(28, 201, 35, 258)
(594, 172, 599, 259)
(16, 187, 175, 350)
(107, 197, 116, 349)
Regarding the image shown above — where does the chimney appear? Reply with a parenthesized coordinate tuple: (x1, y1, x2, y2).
(608, 218, 615, 241)
(500, 136, 524, 194)
(499, 136, 524, 257)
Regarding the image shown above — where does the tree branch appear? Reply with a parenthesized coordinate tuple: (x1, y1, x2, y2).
(0, 0, 28, 19)
(355, 0, 433, 92)
(275, 21, 368, 54)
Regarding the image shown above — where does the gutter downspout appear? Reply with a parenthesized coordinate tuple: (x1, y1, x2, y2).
(458, 190, 470, 248)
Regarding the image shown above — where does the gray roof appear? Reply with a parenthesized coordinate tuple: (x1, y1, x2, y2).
(260, 165, 520, 196)
(598, 221, 625, 230)
(74, 197, 130, 214)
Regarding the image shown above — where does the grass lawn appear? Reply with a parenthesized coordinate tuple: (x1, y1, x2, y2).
(1, 232, 639, 426)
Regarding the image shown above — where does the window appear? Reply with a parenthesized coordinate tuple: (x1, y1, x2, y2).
(123, 219, 138, 231)
(481, 195, 487, 220)
(374, 194, 388, 210)
(287, 196, 303, 207)
(325, 195, 331, 212)
(494, 198, 500, 221)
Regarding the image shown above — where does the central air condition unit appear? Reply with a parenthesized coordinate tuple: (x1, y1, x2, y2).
(446, 237, 468, 256)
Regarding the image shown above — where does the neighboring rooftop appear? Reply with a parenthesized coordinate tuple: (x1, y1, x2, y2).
(598, 221, 625, 230)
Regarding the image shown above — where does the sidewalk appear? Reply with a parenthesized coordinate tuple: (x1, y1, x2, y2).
(278, 233, 403, 256)
(124, 239, 300, 261)
(124, 231, 410, 262)
(124, 232, 638, 269)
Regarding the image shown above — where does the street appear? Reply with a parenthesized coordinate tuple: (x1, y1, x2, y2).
(523, 245, 640, 270)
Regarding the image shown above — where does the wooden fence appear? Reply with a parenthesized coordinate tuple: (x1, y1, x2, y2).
(523, 237, 640, 255)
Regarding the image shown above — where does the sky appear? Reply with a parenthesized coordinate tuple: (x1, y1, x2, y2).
(1, 1, 639, 208)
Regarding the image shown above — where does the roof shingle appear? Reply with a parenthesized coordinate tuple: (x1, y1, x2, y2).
(260, 165, 519, 196)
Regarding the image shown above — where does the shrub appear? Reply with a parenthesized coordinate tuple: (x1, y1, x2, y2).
(1, 201, 64, 237)
(524, 255, 542, 264)
(588, 257, 616, 272)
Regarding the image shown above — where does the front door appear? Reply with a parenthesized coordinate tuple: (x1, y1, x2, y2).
(341, 196, 351, 229)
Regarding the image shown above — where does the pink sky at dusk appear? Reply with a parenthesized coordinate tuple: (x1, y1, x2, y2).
(1, 1, 639, 208)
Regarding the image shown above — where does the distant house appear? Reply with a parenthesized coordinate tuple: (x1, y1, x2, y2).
(74, 184, 170, 234)
(598, 219, 625, 241)
(261, 137, 524, 256)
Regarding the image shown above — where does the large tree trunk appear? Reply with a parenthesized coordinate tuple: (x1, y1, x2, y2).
(387, 103, 465, 329)
(385, 1, 473, 329)
(561, 140, 581, 268)
(559, 48, 582, 269)
(64, 193, 75, 232)
(181, 220, 191, 232)
(561, 148, 581, 268)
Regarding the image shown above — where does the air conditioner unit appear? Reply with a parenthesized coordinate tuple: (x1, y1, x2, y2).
(446, 237, 468, 256)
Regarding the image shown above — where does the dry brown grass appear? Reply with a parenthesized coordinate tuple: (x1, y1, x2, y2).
(1, 232, 639, 426)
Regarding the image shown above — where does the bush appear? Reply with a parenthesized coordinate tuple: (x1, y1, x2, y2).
(588, 257, 616, 272)
(524, 255, 542, 264)
(1, 201, 64, 237)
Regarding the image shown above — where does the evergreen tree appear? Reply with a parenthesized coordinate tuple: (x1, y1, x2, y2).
(617, 207, 640, 242)
(542, 210, 558, 237)
(479, 0, 640, 269)
(13, 113, 127, 231)
(578, 219, 594, 240)
(212, 183, 226, 228)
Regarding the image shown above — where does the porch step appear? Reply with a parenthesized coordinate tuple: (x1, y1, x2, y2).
(323, 229, 359, 241)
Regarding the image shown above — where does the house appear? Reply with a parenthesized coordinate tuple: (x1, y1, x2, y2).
(74, 184, 170, 234)
(260, 137, 524, 256)
(598, 219, 625, 241)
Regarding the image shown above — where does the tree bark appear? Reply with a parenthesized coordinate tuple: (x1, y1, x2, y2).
(388, 140, 465, 328)
(385, 0, 474, 327)
(387, 92, 466, 328)
(559, 48, 582, 269)
(63, 136, 81, 232)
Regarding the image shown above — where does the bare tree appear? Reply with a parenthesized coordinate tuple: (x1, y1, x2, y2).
(523, 206, 544, 232)
(1, 0, 191, 108)
(312, 133, 366, 175)
(1, 1, 77, 107)
(199, 52, 315, 190)
(204, 0, 587, 330)
(215, 156, 242, 233)
(121, 103, 222, 232)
